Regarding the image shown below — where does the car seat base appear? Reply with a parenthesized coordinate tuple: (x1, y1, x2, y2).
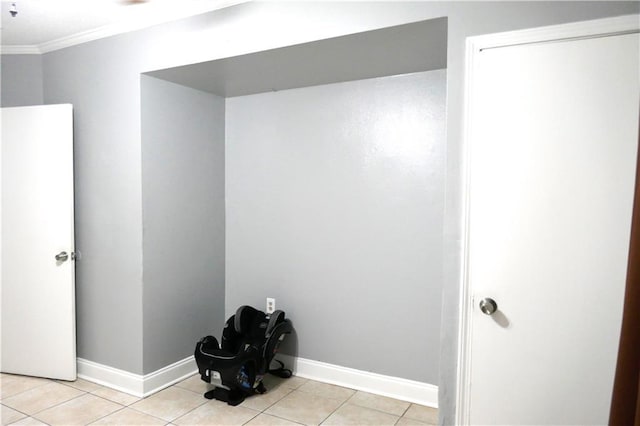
(204, 388, 246, 406)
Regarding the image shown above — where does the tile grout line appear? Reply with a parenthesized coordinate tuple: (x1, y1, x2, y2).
(87, 387, 140, 405)
(240, 385, 296, 425)
(239, 405, 261, 426)
(400, 403, 413, 418)
(0, 378, 51, 402)
(80, 392, 170, 426)
(1, 402, 32, 425)
(345, 391, 409, 420)
(84, 405, 129, 426)
(249, 385, 294, 413)
(126, 402, 182, 424)
(33, 391, 130, 426)
(318, 391, 352, 426)
(15, 388, 89, 421)
(156, 390, 210, 425)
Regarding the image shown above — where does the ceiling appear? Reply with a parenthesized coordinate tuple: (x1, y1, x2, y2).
(0, 0, 248, 54)
(146, 17, 448, 98)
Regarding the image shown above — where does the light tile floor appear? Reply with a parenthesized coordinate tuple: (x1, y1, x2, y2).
(1, 372, 437, 426)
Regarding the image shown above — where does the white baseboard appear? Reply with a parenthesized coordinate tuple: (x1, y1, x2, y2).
(77, 357, 197, 398)
(279, 355, 438, 408)
(77, 355, 438, 408)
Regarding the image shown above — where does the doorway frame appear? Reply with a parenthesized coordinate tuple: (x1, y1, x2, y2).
(455, 14, 640, 425)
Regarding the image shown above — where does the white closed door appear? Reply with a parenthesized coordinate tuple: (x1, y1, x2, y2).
(1, 104, 76, 380)
(464, 23, 639, 425)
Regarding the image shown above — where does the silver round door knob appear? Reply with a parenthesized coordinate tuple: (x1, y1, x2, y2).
(55, 251, 69, 262)
(479, 298, 498, 315)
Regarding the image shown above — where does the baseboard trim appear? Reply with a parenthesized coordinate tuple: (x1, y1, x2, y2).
(143, 357, 198, 397)
(77, 355, 438, 407)
(279, 355, 438, 408)
(77, 357, 197, 398)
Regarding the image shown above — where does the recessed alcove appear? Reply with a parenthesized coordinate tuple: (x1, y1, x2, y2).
(140, 17, 448, 392)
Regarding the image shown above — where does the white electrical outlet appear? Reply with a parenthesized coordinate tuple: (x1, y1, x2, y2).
(266, 297, 276, 314)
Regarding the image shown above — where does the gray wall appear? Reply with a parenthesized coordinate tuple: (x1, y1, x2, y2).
(141, 76, 225, 374)
(7, 1, 632, 421)
(226, 70, 446, 384)
(43, 37, 147, 372)
(1, 54, 43, 107)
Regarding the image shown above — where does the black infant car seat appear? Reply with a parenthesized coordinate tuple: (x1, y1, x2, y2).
(194, 305, 293, 406)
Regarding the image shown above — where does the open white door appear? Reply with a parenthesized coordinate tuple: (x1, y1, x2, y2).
(460, 17, 640, 425)
(1, 104, 76, 380)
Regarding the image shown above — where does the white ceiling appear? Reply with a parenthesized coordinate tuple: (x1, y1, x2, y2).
(0, 0, 248, 53)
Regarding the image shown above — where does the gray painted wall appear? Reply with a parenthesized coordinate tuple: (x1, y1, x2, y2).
(141, 76, 226, 374)
(6, 1, 632, 421)
(43, 37, 147, 372)
(226, 70, 446, 384)
(1, 54, 43, 107)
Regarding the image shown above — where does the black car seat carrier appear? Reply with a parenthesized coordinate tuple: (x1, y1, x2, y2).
(194, 305, 293, 406)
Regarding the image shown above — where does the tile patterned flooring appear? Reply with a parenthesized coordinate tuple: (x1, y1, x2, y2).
(1, 372, 437, 425)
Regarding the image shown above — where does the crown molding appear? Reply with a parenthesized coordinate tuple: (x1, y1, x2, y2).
(0, 45, 42, 55)
(37, 22, 147, 54)
(1, 0, 249, 55)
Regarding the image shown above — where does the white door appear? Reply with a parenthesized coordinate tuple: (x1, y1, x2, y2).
(1, 104, 76, 381)
(462, 19, 640, 425)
